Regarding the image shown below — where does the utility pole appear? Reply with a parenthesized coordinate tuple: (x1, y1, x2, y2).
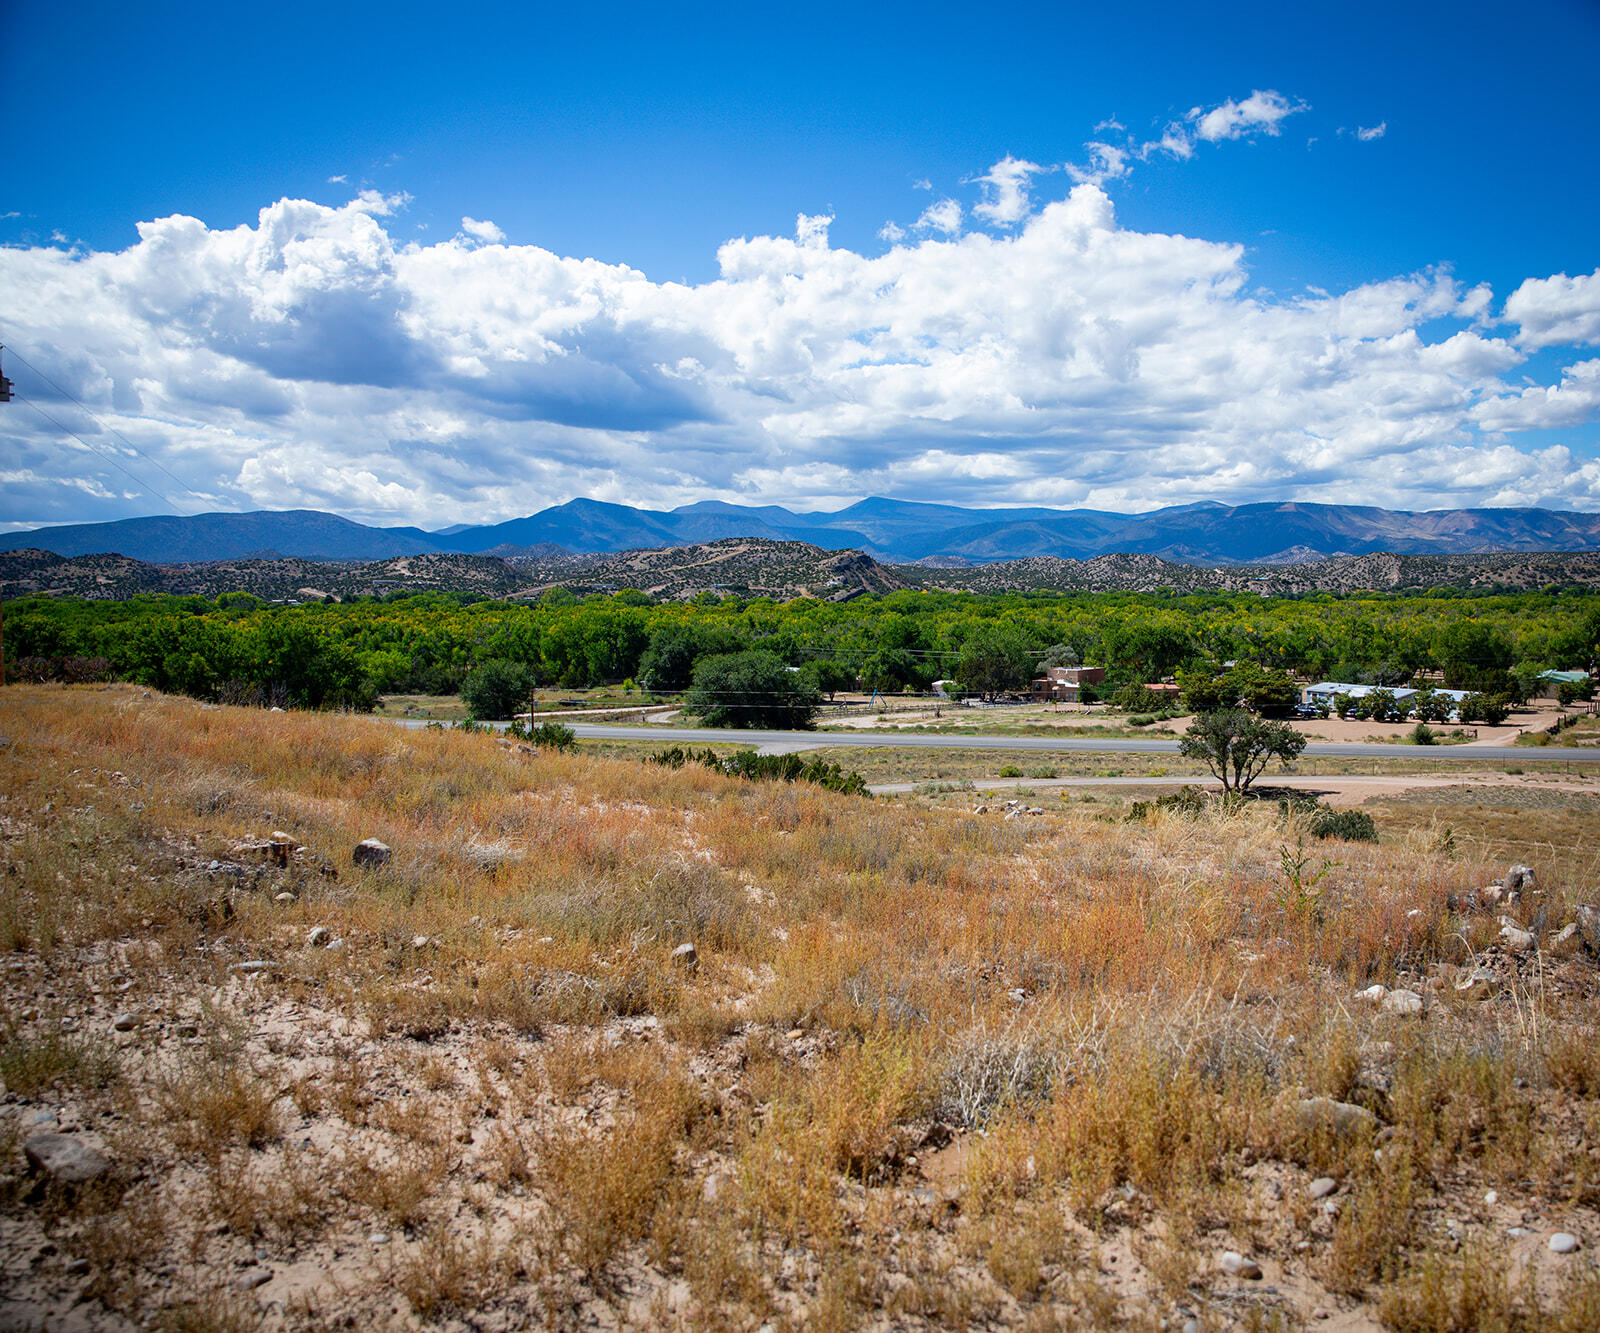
(0, 346, 11, 686)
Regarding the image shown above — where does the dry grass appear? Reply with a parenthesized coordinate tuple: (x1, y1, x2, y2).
(1, 683, 1599, 1330)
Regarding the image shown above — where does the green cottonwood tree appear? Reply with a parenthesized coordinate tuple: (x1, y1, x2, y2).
(684, 650, 820, 729)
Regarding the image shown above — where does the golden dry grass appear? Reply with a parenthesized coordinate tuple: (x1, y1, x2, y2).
(1, 682, 1599, 1330)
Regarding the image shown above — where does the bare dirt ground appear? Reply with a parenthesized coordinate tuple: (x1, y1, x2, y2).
(820, 702, 1568, 747)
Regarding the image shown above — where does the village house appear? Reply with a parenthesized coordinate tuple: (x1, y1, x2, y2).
(1300, 681, 1473, 721)
(1031, 665, 1106, 703)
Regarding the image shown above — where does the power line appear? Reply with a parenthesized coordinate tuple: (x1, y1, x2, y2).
(14, 393, 186, 516)
(2, 344, 207, 506)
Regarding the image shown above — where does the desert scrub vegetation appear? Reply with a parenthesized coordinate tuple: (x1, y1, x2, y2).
(2, 682, 1600, 1329)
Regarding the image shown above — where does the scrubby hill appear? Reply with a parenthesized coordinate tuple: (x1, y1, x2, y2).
(514, 538, 907, 601)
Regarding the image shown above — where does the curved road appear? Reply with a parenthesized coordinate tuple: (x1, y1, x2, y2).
(562, 722, 1600, 764)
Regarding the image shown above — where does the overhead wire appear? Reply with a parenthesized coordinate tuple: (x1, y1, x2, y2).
(14, 393, 186, 516)
(2, 343, 207, 506)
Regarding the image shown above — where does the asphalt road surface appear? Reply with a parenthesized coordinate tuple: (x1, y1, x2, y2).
(560, 722, 1600, 763)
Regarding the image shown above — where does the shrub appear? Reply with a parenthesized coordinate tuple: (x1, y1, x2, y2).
(508, 719, 577, 750)
(1310, 808, 1379, 843)
(1410, 722, 1437, 745)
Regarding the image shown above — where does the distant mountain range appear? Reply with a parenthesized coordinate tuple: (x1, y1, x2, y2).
(5, 498, 1600, 567)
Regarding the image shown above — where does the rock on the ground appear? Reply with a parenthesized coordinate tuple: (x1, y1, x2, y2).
(1548, 923, 1583, 956)
(23, 1132, 110, 1185)
(234, 1267, 272, 1291)
(1456, 967, 1497, 1001)
(1220, 1251, 1263, 1279)
(306, 926, 329, 949)
(1296, 1097, 1378, 1141)
(352, 838, 391, 868)
(1550, 1232, 1580, 1254)
(1382, 989, 1424, 1015)
(1308, 1176, 1338, 1200)
(671, 941, 699, 970)
(110, 1012, 137, 1032)
(1357, 984, 1387, 1004)
(1504, 864, 1537, 895)
(1575, 905, 1600, 955)
(1501, 924, 1536, 953)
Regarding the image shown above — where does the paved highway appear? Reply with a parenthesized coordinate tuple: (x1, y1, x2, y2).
(561, 722, 1600, 764)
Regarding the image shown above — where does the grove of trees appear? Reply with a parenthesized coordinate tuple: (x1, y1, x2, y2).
(5, 584, 1595, 722)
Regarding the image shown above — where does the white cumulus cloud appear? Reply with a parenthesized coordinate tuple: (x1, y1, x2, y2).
(971, 155, 1047, 227)
(1505, 269, 1600, 349)
(914, 198, 962, 236)
(460, 217, 506, 244)
(1, 177, 1597, 531)
(1191, 90, 1306, 143)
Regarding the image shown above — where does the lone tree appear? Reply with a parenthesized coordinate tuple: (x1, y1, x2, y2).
(685, 650, 820, 729)
(956, 623, 1035, 700)
(1178, 709, 1308, 793)
(461, 659, 536, 721)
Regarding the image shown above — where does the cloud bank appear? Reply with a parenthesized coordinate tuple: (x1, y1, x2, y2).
(3, 156, 1598, 529)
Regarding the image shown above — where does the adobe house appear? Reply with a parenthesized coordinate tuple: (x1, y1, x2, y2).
(1031, 665, 1106, 703)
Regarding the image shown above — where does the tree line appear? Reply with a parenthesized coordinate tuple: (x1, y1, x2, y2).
(6, 586, 1596, 722)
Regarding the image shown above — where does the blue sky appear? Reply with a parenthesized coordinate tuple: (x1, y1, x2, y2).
(3, 0, 1598, 529)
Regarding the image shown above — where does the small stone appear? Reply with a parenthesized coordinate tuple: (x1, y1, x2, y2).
(228, 961, 273, 975)
(1484, 1190, 1499, 1206)
(1357, 984, 1387, 1004)
(352, 838, 391, 869)
(1509, 1227, 1529, 1238)
(111, 1012, 137, 1032)
(1575, 905, 1600, 954)
(1323, 1199, 1341, 1217)
(671, 942, 699, 970)
(411, 935, 429, 949)
(369, 1232, 389, 1246)
(1501, 924, 1536, 953)
(1504, 864, 1537, 895)
(23, 1133, 110, 1186)
(1382, 988, 1424, 1015)
(1220, 1251, 1262, 1279)
(1296, 1097, 1378, 1141)
(235, 1268, 272, 1292)
(1550, 1232, 1580, 1254)
(1548, 923, 1582, 956)
(306, 926, 329, 949)
(786, 1028, 804, 1040)
(1308, 1176, 1338, 1200)
(274, 892, 296, 904)
(63, 1257, 90, 1277)
(1456, 967, 1497, 1001)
